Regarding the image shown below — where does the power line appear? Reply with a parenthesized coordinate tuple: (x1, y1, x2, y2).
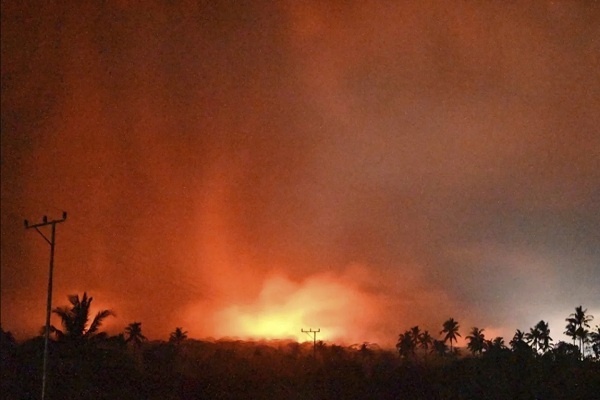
(301, 328, 320, 359)
(25, 211, 67, 400)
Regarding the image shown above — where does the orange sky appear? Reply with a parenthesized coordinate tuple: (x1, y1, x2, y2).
(2, 1, 599, 347)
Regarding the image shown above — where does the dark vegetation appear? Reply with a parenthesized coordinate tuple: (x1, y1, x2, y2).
(1, 295, 599, 399)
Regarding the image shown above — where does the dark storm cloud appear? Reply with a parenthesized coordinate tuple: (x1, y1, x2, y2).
(2, 1, 599, 344)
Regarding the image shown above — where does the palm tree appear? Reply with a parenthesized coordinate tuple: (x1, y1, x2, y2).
(510, 329, 524, 349)
(440, 318, 461, 352)
(525, 325, 541, 353)
(396, 330, 416, 358)
(410, 326, 421, 348)
(590, 325, 600, 360)
(486, 337, 506, 352)
(431, 339, 448, 357)
(510, 329, 531, 356)
(567, 306, 594, 358)
(51, 292, 114, 343)
(564, 320, 577, 346)
(527, 320, 552, 354)
(535, 320, 552, 353)
(169, 327, 188, 345)
(124, 322, 147, 349)
(466, 327, 485, 355)
(418, 330, 433, 351)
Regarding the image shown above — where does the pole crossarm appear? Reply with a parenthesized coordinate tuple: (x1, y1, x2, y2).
(25, 211, 67, 400)
(301, 328, 321, 336)
(24, 211, 67, 230)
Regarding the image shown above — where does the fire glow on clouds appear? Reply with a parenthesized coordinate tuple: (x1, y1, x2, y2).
(208, 272, 380, 343)
(1, 1, 599, 347)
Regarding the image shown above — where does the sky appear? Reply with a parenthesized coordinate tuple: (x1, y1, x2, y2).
(1, 1, 599, 348)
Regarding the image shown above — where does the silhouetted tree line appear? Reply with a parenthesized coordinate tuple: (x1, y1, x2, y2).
(1, 294, 599, 399)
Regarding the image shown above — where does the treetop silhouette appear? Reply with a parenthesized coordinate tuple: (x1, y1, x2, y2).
(51, 292, 114, 343)
(441, 318, 461, 351)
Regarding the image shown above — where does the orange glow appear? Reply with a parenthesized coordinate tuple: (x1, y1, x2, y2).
(232, 308, 305, 341)
(186, 272, 384, 345)
(4, 1, 598, 348)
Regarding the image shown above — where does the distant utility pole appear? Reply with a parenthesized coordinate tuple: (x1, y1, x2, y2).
(301, 328, 320, 359)
(25, 211, 67, 400)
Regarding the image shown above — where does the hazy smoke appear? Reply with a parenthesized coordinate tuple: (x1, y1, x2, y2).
(2, 1, 599, 345)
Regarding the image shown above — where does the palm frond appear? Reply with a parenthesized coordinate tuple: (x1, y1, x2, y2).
(67, 294, 80, 306)
(86, 309, 115, 336)
(50, 325, 65, 340)
(52, 306, 72, 320)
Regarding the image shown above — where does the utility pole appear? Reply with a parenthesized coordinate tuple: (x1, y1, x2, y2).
(25, 211, 67, 400)
(301, 328, 320, 359)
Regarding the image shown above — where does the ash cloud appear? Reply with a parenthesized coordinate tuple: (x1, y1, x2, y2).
(2, 1, 599, 344)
